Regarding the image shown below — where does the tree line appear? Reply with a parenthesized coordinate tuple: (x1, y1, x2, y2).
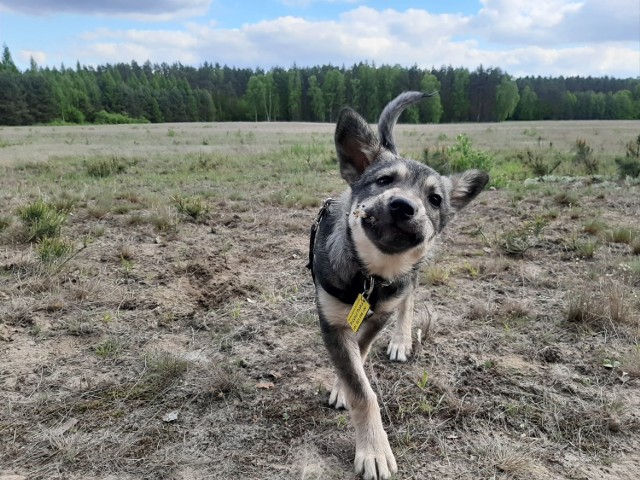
(0, 45, 638, 126)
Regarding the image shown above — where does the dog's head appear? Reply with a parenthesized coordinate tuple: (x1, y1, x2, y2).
(335, 92, 489, 279)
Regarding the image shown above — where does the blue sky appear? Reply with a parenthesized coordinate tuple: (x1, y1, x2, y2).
(0, 0, 638, 78)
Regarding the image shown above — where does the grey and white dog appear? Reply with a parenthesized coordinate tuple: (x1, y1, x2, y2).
(308, 91, 489, 479)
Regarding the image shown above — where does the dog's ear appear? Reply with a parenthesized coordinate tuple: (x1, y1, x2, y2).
(335, 108, 381, 185)
(448, 169, 490, 211)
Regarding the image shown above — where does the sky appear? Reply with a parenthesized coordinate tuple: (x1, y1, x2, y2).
(0, 0, 638, 78)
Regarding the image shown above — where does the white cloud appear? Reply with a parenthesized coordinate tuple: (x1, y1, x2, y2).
(18, 49, 47, 66)
(12, 2, 639, 77)
(0, 0, 212, 21)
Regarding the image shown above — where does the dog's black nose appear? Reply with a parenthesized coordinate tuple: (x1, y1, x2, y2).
(389, 197, 416, 221)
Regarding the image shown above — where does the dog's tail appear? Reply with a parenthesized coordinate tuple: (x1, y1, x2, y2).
(378, 91, 437, 155)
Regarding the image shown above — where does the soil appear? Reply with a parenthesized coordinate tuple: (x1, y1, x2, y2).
(1, 122, 639, 480)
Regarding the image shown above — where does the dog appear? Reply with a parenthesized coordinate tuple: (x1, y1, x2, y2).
(308, 91, 489, 480)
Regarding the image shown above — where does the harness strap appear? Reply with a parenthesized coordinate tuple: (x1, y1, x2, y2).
(307, 198, 333, 280)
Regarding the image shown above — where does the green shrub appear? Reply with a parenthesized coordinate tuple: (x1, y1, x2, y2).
(516, 148, 561, 177)
(17, 199, 67, 242)
(37, 236, 74, 263)
(86, 156, 130, 178)
(573, 138, 599, 174)
(172, 195, 209, 221)
(94, 110, 149, 125)
(423, 134, 493, 174)
(449, 134, 493, 172)
(615, 134, 640, 178)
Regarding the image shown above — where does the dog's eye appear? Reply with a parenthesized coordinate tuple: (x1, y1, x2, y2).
(376, 176, 394, 186)
(428, 194, 442, 208)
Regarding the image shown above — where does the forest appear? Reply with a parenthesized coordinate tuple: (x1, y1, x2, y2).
(0, 45, 638, 126)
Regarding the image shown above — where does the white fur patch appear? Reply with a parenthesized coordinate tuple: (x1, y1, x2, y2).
(317, 285, 352, 327)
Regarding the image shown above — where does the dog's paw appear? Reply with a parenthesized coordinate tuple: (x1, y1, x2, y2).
(387, 338, 411, 362)
(328, 377, 349, 409)
(354, 433, 397, 480)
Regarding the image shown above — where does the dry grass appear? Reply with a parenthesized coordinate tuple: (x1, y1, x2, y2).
(1, 121, 639, 480)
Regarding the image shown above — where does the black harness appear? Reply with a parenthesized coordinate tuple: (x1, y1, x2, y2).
(307, 199, 401, 311)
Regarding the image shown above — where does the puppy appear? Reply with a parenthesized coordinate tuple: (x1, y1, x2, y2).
(308, 91, 489, 479)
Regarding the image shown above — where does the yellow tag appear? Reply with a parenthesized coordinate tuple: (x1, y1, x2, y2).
(347, 294, 370, 333)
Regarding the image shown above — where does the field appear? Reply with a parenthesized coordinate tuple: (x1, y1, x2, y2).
(1, 120, 639, 480)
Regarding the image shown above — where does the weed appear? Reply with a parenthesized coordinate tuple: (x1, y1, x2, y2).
(421, 265, 449, 285)
(615, 134, 640, 178)
(422, 134, 493, 174)
(496, 219, 546, 258)
(608, 227, 635, 244)
(564, 232, 599, 259)
(566, 284, 633, 331)
(422, 146, 451, 173)
(85, 156, 130, 178)
(37, 236, 74, 263)
(573, 138, 599, 174)
(516, 148, 561, 177)
(143, 351, 190, 393)
(416, 370, 429, 390)
(449, 134, 494, 172)
(17, 199, 67, 242)
(88, 201, 111, 219)
(118, 244, 134, 261)
(167, 129, 177, 137)
(583, 218, 607, 235)
(0, 215, 12, 232)
(94, 337, 124, 358)
(172, 194, 209, 221)
(554, 191, 579, 207)
(53, 192, 80, 213)
(632, 237, 640, 255)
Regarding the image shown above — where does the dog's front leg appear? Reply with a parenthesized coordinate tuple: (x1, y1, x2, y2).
(329, 313, 391, 409)
(321, 321, 397, 480)
(387, 286, 415, 362)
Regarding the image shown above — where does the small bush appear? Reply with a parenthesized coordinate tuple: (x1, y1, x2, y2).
(583, 218, 607, 235)
(496, 218, 547, 258)
(615, 134, 640, 178)
(37, 236, 74, 263)
(516, 148, 561, 177)
(172, 195, 209, 221)
(566, 284, 633, 330)
(17, 199, 67, 242)
(608, 227, 635, 244)
(421, 265, 450, 285)
(565, 235, 599, 259)
(573, 138, 599, 174)
(86, 156, 130, 178)
(422, 146, 451, 173)
(0, 215, 12, 232)
(423, 134, 493, 174)
(448, 134, 494, 172)
(94, 110, 149, 125)
(554, 191, 579, 207)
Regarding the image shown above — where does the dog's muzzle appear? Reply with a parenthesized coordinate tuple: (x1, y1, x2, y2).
(361, 196, 425, 253)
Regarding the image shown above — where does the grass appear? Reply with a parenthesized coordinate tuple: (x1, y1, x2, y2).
(85, 155, 133, 178)
(17, 199, 67, 242)
(1, 121, 639, 480)
(608, 227, 636, 244)
(172, 194, 209, 221)
(37, 236, 74, 263)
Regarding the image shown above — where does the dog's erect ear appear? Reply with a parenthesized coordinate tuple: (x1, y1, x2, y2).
(335, 108, 380, 185)
(448, 169, 490, 211)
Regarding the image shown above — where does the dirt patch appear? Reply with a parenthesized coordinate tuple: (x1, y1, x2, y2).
(1, 123, 639, 479)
